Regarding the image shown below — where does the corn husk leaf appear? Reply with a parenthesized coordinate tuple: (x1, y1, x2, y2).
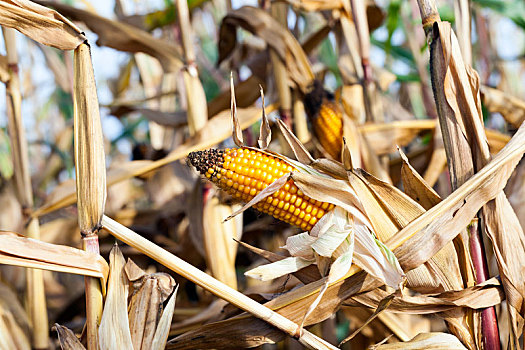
(245, 257, 315, 281)
(399, 148, 441, 210)
(258, 87, 271, 150)
(230, 73, 243, 147)
(98, 245, 133, 350)
(126, 259, 176, 349)
(371, 332, 467, 350)
(218, 6, 314, 93)
(0, 0, 85, 50)
(54, 324, 85, 350)
(0, 231, 108, 284)
(348, 277, 503, 313)
(238, 240, 322, 284)
(151, 286, 178, 350)
(277, 119, 315, 165)
(168, 119, 525, 348)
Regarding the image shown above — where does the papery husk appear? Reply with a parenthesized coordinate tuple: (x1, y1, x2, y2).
(98, 245, 133, 350)
(399, 148, 441, 210)
(360, 120, 434, 155)
(151, 286, 178, 350)
(238, 240, 322, 284)
(351, 169, 464, 292)
(125, 259, 176, 350)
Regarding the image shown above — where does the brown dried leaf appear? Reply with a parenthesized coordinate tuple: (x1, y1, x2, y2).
(277, 119, 315, 165)
(258, 87, 271, 150)
(481, 85, 525, 128)
(360, 120, 435, 155)
(350, 169, 464, 293)
(218, 6, 314, 92)
(230, 73, 243, 147)
(349, 277, 503, 313)
(54, 324, 85, 350)
(0, 0, 85, 50)
(151, 286, 178, 350)
(432, 21, 525, 346)
(392, 121, 525, 272)
(36, 0, 183, 72)
(126, 259, 176, 350)
(399, 147, 441, 210)
(0, 231, 108, 283)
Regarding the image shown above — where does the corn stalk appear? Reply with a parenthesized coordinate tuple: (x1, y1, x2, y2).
(73, 43, 107, 350)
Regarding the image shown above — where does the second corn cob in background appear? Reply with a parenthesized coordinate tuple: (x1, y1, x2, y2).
(303, 81, 344, 160)
(188, 148, 335, 231)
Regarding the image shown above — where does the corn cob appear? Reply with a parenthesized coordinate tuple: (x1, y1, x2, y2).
(188, 148, 335, 231)
(304, 81, 343, 160)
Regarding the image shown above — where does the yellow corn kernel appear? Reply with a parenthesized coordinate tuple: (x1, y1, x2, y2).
(188, 148, 336, 231)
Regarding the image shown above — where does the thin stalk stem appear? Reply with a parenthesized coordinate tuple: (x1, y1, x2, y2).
(177, 0, 208, 135)
(468, 222, 501, 350)
(270, 3, 292, 128)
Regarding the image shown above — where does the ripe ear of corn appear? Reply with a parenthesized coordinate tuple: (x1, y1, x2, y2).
(188, 148, 335, 231)
(304, 81, 343, 160)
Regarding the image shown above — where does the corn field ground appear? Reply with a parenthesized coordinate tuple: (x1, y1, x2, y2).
(0, 0, 524, 349)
